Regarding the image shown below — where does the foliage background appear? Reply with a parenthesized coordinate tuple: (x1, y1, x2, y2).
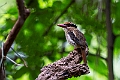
(0, 0, 120, 80)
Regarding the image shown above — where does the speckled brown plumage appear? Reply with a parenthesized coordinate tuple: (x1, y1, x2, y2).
(57, 22, 89, 64)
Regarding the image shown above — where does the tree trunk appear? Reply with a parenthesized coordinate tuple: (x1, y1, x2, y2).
(105, 0, 114, 80)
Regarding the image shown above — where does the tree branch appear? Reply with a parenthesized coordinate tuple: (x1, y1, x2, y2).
(89, 53, 107, 61)
(42, 0, 75, 36)
(63, 51, 107, 61)
(36, 50, 90, 80)
(0, 0, 30, 80)
(3, 0, 30, 56)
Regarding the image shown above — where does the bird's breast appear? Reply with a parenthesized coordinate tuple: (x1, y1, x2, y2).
(65, 33, 77, 46)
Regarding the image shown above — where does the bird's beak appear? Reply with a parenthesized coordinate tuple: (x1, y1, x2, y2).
(57, 24, 67, 28)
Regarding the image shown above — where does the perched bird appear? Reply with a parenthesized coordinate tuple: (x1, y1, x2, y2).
(57, 22, 88, 64)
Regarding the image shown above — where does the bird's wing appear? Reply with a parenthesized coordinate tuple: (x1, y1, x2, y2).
(73, 29, 88, 64)
(72, 29, 87, 47)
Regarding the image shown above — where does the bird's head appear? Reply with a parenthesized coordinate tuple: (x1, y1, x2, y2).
(57, 22, 77, 28)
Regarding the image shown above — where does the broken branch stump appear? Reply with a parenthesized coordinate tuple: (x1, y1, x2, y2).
(36, 50, 90, 80)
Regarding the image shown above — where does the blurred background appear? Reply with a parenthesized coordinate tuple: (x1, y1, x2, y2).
(0, 0, 120, 80)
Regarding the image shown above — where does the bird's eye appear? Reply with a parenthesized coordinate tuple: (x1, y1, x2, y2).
(64, 23, 77, 28)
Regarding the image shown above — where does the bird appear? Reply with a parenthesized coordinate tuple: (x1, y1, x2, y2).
(57, 22, 88, 64)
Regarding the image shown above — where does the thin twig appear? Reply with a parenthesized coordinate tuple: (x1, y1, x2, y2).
(42, 0, 75, 36)
(89, 53, 107, 61)
(11, 47, 28, 67)
(64, 51, 107, 61)
(0, 2, 7, 8)
(6, 56, 23, 66)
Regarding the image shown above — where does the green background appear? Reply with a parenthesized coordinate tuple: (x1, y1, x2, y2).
(0, 0, 120, 80)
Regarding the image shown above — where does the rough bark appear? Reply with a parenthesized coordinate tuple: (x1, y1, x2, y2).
(0, 0, 30, 80)
(105, 0, 114, 80)
(36, 50, 90, 80)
